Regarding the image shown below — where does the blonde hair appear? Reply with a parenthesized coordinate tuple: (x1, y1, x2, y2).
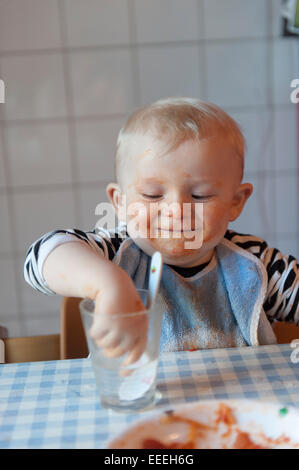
(115, 97, 246, 184)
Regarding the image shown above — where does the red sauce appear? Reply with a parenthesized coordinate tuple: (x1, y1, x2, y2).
(215, 403, 236, 426)
(142, 438, 194, 449)
(140, 403, 278, 449)
(233, 431, 267, 449)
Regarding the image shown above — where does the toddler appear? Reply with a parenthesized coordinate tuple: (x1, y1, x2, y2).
(24, 97, 299, 364)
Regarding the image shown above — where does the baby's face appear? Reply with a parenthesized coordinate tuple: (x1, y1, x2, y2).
(113, 136, 252, 267)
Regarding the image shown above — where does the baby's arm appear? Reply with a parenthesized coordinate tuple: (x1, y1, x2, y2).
(24, 227, 125, 295)
(44, 241, 147, 363)
(42, 239, 122, 298)
(24, 229, 147, 364)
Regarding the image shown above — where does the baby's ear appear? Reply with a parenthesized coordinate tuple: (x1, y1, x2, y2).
(229, 183, 253, 221)
(106, 183, 126, 221)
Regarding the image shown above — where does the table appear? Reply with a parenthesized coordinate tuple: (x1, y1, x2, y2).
(0, 344, 298, 449)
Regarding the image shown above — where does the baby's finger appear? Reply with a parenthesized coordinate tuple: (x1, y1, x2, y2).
(122, 337, 148, 367)
(102, 335, 132, 358)
(119, 367, 133, 377)
(95, 330, 120, 349)
(89, 321, 109, 341)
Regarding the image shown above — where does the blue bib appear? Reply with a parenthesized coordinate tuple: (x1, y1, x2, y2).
(112, 237, 277, 351)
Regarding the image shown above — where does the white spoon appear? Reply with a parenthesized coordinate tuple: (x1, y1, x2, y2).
(146, 251, 163, 310)
(118, 252, 163, 402)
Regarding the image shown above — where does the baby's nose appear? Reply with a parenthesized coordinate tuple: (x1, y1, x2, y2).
(168, 201, 183, 219)
(162, 201, 194, 225)
(169, 194, 195, 215)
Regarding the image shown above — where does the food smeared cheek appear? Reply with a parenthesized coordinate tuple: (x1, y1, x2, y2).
(202, 205, 229, 241)
(126, 202, 152, 237)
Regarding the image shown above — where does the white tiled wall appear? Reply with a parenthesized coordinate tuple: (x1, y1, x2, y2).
(64, 0, 131, 47)
(0, 0, 62, 52)
(69, 49, 137, 116)
(203, 0, 269, 39)
(12, 188, 77, 253)
(228, 109, 275, 174)
(74, 117, 123, 184)
(273, 38, 298, 104)
(206, 42, 269, 107)
(134, 0, 202, 42)
(6, 122, 73, 187)
(1, 54, 67, 120)
(0, 0, 298, 337)
(138, 45, 203, 103)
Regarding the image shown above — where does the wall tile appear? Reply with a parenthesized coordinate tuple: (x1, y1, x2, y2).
(275, 235, 298, 259)
(229, 108, 275, 175)
(0, 0, 61, 51)
(271, 0, 284, 37)
(64, 0, 130, 47)
(69, 49, 136, 116)
(206, 42, 268, 107)
(274, 106, 297, 171)
(275, 174, 298, 234)
(204, 0, 268, 39)
(0, 317, 22, 338)
(272, 38, 297, 105)
(260, 233, 277, 249)
(0, 258, 19, 318)
(0, 54, 67, 120)
(0, 132, 6, 188)
(78, 184, 112, 232)
(23, 313, 60, 336)
(134, 0, 202, 43)
(138, 45, 202, 105)
(229, 175, 275, 237)
(13, 188, 77, 254)
(17, 254, 62, 318)
(75, 117, 124, 183)
(21, 280, 62, 319)
(5, 122, 72, 187)
(0, 192, 12, 255)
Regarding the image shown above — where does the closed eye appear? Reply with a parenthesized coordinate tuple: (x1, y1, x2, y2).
(192, 195, 212, 201)
(141, 193, 213, 201)
(141, 194, 163, 200)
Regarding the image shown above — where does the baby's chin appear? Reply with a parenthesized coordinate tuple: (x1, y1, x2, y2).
(131, 234, 206, 267)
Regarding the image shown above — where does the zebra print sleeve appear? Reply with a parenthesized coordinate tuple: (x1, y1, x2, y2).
(23, 224, 128, 295)
(225, 230, 299, 325)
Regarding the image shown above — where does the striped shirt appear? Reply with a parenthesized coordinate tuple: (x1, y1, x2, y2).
(24, 225, 299, 325)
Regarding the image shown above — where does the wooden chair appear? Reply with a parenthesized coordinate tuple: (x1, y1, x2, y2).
(272, 321, 299, 345)
(3, 334, 60, 363)
(60, 297, 88, 359)
(1, 298, 87, 364)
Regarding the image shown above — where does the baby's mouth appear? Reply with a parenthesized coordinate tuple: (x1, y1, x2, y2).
(157, 227, 198, 232)
(153, 228, 201, 240)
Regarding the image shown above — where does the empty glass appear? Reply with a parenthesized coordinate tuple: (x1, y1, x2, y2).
(80, 289, 163, 412)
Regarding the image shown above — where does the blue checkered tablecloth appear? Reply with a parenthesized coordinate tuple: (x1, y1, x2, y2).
(0, 344, 298, 449)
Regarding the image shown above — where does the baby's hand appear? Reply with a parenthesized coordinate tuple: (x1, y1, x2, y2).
(89, 269, 148, 367)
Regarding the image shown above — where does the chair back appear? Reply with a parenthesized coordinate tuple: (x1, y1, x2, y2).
(273, 321, 299, 345)
(3, 335, 60, 363)
(60, 297, 89, 359)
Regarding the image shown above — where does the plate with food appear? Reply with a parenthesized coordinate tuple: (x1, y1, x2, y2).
(107, 399, 299, 449)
